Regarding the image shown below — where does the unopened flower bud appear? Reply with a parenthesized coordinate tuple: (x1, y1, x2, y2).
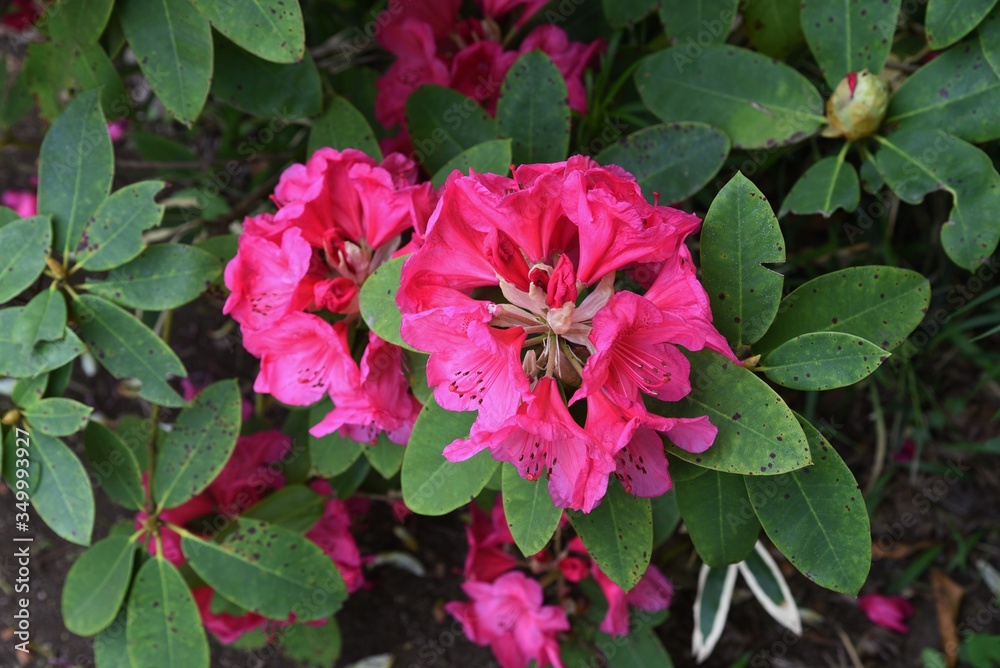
(822, 70, 889, 141)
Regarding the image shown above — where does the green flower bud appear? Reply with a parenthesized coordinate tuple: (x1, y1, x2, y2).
(822, 70, 889, 141)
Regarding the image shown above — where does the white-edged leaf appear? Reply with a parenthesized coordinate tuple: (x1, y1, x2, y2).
(693, 562, 738, 664)
(737, 541, 802, 635)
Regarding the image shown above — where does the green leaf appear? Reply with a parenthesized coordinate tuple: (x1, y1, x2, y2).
(211, 35, 321, 118)
(72, 295, 187, 407)
(599, 627, 675, 667)
(672, 459, 759, 566)
(759, 332, 889, 391)
(84, 422, 146, 510)
(74, 181, 166, 271)
(119, 0, 213, 126)
(307, 401, 365, 477)
(0, 216, 52, 305)
(744, 0, 805, 59)
(647, 350, 811, 475)
(983, 6, 1000, 72)
(62, 535, 136, 636)
(406, 85, 500, 176)
(364, 432, 405, 479)
(94, 609, 130, 668)
(31, 432, 95, 545)
(37, 89, 112, 257)
(801, 0, 901, 88)
(328, 456, 370, 499)
(873, 130, 1000, 270)
(651, 490, 681, 548)
(282, 619, 342, 668)
(11, 287, 66, 348)
(887, 38, 1000, 143)
(745, 415, 870, 594)
(501, 462, 562, 557)
(46, 0, 115, 43)
(635, 45, 824, 150)
(358, 255, 417, 351)
(595, 123, 730, 205)
(778, 154, 860, 218)
(496, 51, 570, 164)
(23, 398, 93, 436)
(0, 54, 33, 130)
(568, 482, 652, 590)
(430, 139, 513, 188)
(4, 427, 40, 495)
(242, 484, 326, 533)
(659, 0, 738, 44)
(0, 307, 84, 378)
(604, 0, 659, 28)
(84, 245, 222, 310)
(23, 41, 71, 121)
(12, 374, 49, 409)
(115, 415, 155, 470)
(701, 172, 786, 350)
(738, 542, 802, 634)
(126, 557, 209, 668)
(308, 94, 382, 159)
(753, 266, 931, 353)
(0, 206, 20, 227)
(926, 0, 999, 48)
(154, 380, 242, 509)
(401, 397, 499, 516)
(182, 518, 346, 622)
(692, 563, 738, 663)
(188, 0, 304, 63)
(64, 40, 128, 116)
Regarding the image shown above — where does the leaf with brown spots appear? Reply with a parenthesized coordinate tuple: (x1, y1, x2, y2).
(126, 557, 209, 668)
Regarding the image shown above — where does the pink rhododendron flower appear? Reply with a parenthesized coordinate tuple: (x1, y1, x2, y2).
(463, 499, 519, 581)
(1, 189, 37, 218)
(858, 594, 914, 633)
(398, 157, 734, 511)
(2, 0, 45, 30)
(446, 570, 569, 668)
(477, 0, 549, 25)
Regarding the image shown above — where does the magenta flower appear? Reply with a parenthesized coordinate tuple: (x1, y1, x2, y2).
(1, 189, 37, 218)
(476, 0, 549, 26)
(858, 594, 914, 633)
(462, 499, 519, 582)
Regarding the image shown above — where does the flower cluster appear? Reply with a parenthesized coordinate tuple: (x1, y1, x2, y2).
(397, 156, 735, 511)
(224, 148, 434, 443)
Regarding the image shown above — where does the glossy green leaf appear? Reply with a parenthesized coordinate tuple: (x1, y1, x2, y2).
(32, 432, 95, 545)
(307, 401, 365, 477)
(23, 398, 93, 436)
(926, 0, 999, 48)
(308, 94, 382, 159)
(672, 459, 759, 567)
(983, 7, 1000, 72)
(64, 40, 128, 116)
(282, 619, 342, 668)
(155, 380, 242, 509)
(120, 0, 213, 126)
(738, 542, 802, 634)
(651, 490, 681, 548)
(328, 456, 371, 499)
(74, 181, 166, 271)
(406, 351, 433, 404)
(635, 45, 824, 149)
(873, 130, 1000, 270)
(242, 484, 326, 533)
(62, 535, 135, 636)
(430, 139, 513, 188)
(659, 0, 738, 43)
(0, 206, 20, 227)
(37, 89, 112, 258)
(600, 627, 675, 667)
(406, 85, 500, 176)
(744, 0, 805, 58)
(648, 350, 811, 475)
(0, 309, 84, 378)
(568, 482, 652, 590)
(701, 172, 786, 350)
(114, 415, 156, 470)
(859, 154, 886, 194)
(496, 51, 570, 164)
(73, 295, 187, 407)
(93, 609, 130, 668)
(0, 216, 51, 305)
(604, 0, 658, 28)
(595, 123, 730, 205)
(501, 462, 562, 557)
(759, 332, 889, 391)
(84, 245, 222, 310)
(212, 35, 321, 118)
(12, 374, 49, 408)
(46, 0, 115, 43)
(11, 288, 66, 348)
(84, 421, 146, 511)
(754, 266, 931, 353)
(693, 562, 738, 663)
(126, 557, 209, 668)
(801, 0, 901, 87)
(746, 416, 870, 594)
(778, 154, 860, 218)
(358, 255, 417, 351)
(364, 432, 405, 479)
(183, 518, 346, 621)
(188, 0, 304, 63)
(401, 397, 499, 516)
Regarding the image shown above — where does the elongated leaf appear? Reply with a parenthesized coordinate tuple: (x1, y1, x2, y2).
(599, 626, 675, 667)
(801, 0, 901, 88)
(358, 255, 417, 351)
(37, 89, 112, 257)
(73, 295, 187, 407)
(701, 172, 785, 350)
(759, 332, 889, 391)
(188, 0, 304, 63)
(431, 139, 513, 188)
(692, 563, 738, 663)
(406, 85, 500, 176)
(75, 181, 166, 271)
(603, 0, 658, 27)
(673, 459, 759, 566)
(746, 416, 870, 594)
(652, 490, 681, 548)
(364, 432, 405, 478)
(45, 0, 115, 43)
(62, 535, 135, 636)
(568, 482, 652, 590)
(873, 130, 1000, 270)
(84, 422, 145, 510)
(155, 380, 241, 509)
(636, 45, 824, 149)
(496, 51, 570, 164)
(502, 462, 562, 557)
(212, 35, 320, 118)
(32, 432, 95, 545)
(10, 287, 65, 347)
(0, 216, 51, 304)
(23, 41, 70, 121)
(85, 245, 222, 310)
(119, 0, 212, 126)
(126, 557, 209, 668)
(308, 94, 382, 159)
(0, 309, 84, 378)
(754, 266, 931, 353)
(659, 0, 738, 43)
(926, 0, 999, 48)
(738, 542, 802, 634)
(307, 401, 365, 477)
(94, 609, 131, 668)
(12, 374, 49, 408)
(242, 485, 326, 533)
(596, 123, 730, 205)
(23, 398, 93, 436)
(183, 518, 346, 621)
(779, 155, 860, 218)
(983, 7, 1000, 72)
(401, 397, 499, 516)
(64, 40, 128, 115)
(282, 619, 342, 667)
(744, 0, 805, 58)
